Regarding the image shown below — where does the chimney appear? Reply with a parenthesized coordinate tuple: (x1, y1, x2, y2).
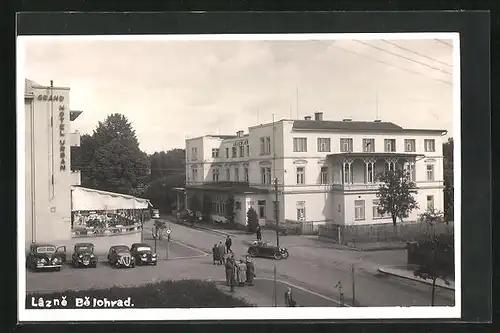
(304, 116, 312, 120)
(374, 119, 382, 123)
(342, 118, 352, 122)
(236, 130, 244, 137)
(314, 112, 324, 121)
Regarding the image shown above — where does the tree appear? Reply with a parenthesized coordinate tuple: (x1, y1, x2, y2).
(413, 233, 454, 306)
(225, 196, 235, 224)
(71, 134, 98, 187)
(443, 138, 454, 221)
(247, 207, 259, 232)
(376, 169, 419, 227)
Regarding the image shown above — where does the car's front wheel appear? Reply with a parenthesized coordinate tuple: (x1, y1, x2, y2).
(281, 250, 289, 259)
(273, 252, 283, 260)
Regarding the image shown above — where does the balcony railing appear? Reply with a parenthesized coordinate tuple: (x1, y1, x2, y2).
(331, 182, 383, 191)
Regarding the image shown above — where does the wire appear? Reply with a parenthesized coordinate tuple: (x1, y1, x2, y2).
(331, 44, 452, 86)
(355, 40, 452, 75)
(381, 40, 452, 68)
(435, 39, 453, 47)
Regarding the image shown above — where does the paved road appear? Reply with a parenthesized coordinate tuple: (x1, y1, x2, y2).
(163, 218, 455, 307)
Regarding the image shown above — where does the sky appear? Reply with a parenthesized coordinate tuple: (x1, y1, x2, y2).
(21, 35, 455, 154)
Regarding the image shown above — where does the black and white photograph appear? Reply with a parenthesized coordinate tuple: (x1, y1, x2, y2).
(18, 32, 461, 321)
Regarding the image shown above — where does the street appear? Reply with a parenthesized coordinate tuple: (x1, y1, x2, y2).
(25, 218, 455, 307)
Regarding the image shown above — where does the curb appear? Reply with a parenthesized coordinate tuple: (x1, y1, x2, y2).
(377, 267, 455, 291)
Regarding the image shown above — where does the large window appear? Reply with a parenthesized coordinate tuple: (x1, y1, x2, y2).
(320, 167, 329, 184)
(340, 138, 353, 152)
(239, 145, 245, 157)
(426, 195, 435, 210)
(366, 163, 374, 183)
(424, 139, 436, 152)
(260, 167, 271, 184)
(293, 138, 307, 152)
(225, 147, 229, 158)
(372, 199, 388, 219)
(266, 137, 271, 155)
(234, 167, 239, 181)
(232, 146, 237, 158)
(296, 201, 306, 221)
(258, 200, 266, 218)
(244, 167, 249, 182)
(317, 138, 331, 152)
(296, 167, 305, 184)
(191, 167, 198, 182)
(212, 168, 220, 181)
(191, 147, 197, 160)
(426, 164, 435, 181)
(384, 139, 396, 152)
(405, 139, 416, 152)
(354, 200, 365, 221)
(362, 138, 375, 152)
(225, 168, 231, 181)
(246, 145, 250, 156)
(211, 148, 219, 158)
(260, 137, 271, 155)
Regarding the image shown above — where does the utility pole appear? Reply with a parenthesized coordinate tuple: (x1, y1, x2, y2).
(273, 263, 277, 307)
(272, 113, 280, 248)
(351, 264, 356, 306)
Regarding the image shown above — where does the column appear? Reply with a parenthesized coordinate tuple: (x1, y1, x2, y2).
(370, 162, 375, 182)
(364, 159, 369, 184)
(341, 161, 345, 184)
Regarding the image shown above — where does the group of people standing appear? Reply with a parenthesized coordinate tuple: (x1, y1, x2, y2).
(223, 254, 256, 288)
(212, 236, 233, 265)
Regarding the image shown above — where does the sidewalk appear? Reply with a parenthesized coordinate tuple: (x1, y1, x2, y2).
(377, 265, 455, 291)
(316, 236, 408, 251)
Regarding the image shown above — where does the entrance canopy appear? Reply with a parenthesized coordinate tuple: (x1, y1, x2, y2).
(71, 186, 152, 211)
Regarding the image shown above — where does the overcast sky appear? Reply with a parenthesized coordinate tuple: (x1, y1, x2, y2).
(22, 36, 455, 153)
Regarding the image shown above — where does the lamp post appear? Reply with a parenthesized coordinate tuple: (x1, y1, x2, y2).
(272, 114, 280, 248)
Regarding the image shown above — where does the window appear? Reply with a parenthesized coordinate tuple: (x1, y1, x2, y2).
(404, 162, 415, 181)
(317, 138, 331, 152)
(426, 195, 435, 210)
(426, 164, 435, 181)
(244, 167, 249, 182)
(260, 167, 271, 184)
(296, 167, 305, 184)
(405, 139, 416, 152)
(234, 167, 239, 181)
(362, 138, 375, 152)
(258, 200, 266, 218)
(239, 145, 245, 157)
(191, 147, 197, 160)
(372, 199, 389, 219)
(343, 163, 351, 184)
(340, 138, 353, 152)
(260, 137, 265, 155)
(266, 137, 271, 155)
(296, 201, 306, 221)
(320, 167, 329, 184)
(384, 139, 396, 152)
(225, 147, 229, 158)
(354, 200, 365, 221)
(191, 168, 198, 182)
(366, 163, 374, 183)
(225, 168, 231, 181)
(232, 146, 237, 157)
(424, 139, 436, 152)
(293, 138, 307, 152)
(212, 168, 220, 181)
(235, 202, 242, 210)
(212, 148, 219, 158)
(246, 145, 250, 156)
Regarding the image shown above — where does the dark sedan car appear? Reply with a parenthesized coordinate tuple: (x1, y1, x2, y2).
(247, 240, 289, 260)
(107, 245, 135, 268)
(71, 243, 97, 268)
(130, 243, 158, 265)
(26, 243, 67, 271)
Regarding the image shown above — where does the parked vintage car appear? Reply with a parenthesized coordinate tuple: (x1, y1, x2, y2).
(26, 243, 67, 271)
(71, 243, 97, 268)
(107, 245, 135, 268)
(247, 240, 289, 260)
(151, 209, 160, 219)
(130, 243, 158, 265)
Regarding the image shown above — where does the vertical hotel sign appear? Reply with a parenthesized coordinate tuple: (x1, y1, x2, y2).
(36, 94, 66, 171)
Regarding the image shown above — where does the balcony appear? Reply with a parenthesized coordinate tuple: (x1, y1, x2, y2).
(71, 170, 81, 185)
(70, 131, 81, 147)
(331, 182, 383, 192)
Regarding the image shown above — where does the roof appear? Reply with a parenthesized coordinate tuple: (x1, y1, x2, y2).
(31, 243, 56, 247)
(292, 120, 446, 134)
(186, 182, 270, 194)
(70, 110, 83, 121)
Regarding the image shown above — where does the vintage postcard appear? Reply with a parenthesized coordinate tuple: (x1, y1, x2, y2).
(17, 32, 460, 321)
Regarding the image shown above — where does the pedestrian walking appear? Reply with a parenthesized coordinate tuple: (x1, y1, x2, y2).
(237, 260, 247, 286)
(285, 287, 296, 307)
(256, 226, 262, 241)
(245, 256, 256, 285)
(212, 244, 220, 265)
(225, 257, 234, 286)
(217, 241, 226, 265)
(225, 236, 233, 253)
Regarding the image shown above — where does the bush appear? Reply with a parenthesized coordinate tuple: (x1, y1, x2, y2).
(247, 207, 259, 232)
(26, 279, 251, 309)
(409, 233, 454, 278)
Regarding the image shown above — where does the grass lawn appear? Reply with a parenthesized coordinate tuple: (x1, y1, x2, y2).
(26, 279, 252, 309)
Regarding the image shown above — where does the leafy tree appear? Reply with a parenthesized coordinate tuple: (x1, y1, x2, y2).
(247, 207, 259, 232)
(376, 169, 419, 227)
(413, 233, 454, 306)
(443, 138, 454, 221)
(71, 134, 98, 187)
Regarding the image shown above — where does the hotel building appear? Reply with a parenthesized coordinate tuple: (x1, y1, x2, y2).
(185, 112, 447, 229)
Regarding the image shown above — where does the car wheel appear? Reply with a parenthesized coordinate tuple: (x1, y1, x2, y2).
(282, 251, 289, 259)
(273, 252, 282, 260)
(153, 262, 157, 266)
(55, 267, 61, 272)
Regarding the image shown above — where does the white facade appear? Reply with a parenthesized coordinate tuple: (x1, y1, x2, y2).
(24, 79, 82, 243)
(185, 112, 447, 227)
